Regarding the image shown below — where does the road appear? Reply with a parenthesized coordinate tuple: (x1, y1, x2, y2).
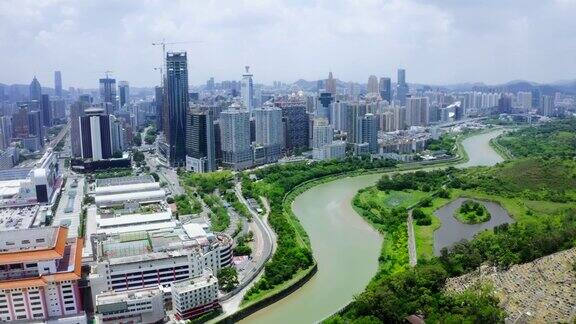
(215, 183, 276, 317)
(46, 122, 70, 151)
(407, 210, 417, 267)
(144, 151, 184, 196)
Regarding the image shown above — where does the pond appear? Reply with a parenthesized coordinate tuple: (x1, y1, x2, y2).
(433, 197, 514, 255)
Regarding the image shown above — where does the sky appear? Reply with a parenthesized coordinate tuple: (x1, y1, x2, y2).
(1, 0, 575, 88)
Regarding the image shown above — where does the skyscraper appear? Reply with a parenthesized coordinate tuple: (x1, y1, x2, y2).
(367, 75, 379, 95)
(41, 94, 52, 127)
(54, 71, 62, 98)
(406, 97, 429, 126)
(379, 77, 392, 102)
(79, 108, 121, 161)
(316, 92, 334, 121)
(253, 106, 283, 163)
(325, 71, 336, 95)
(118, 81, 130, 108)
(355, 113, 378, 154)
(29, 76, 42, 102)
(99, 77, 117, 112)
(396, 69, 409, 105)
(165, 52, 189, 167)
(154, 86, 164, 131)
(311, 118, 333, 149)
(70, 101, 87, 158)
(540, 95, 554, 116)
(0, 116, 12, 150)
(185, 108, 216, 173)
(241, 66, 254, 114)
(498, 95, 512, 114)
(278, 102, 309, 151)
(220, 109, 252, 170)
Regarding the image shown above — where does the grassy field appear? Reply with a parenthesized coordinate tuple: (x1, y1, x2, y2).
(412, 188, 576, 261)
(357, 187, 429, 211)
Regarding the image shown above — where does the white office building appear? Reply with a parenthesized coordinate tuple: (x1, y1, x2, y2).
(94, 287, 165, 324)
(220, 109, 253, 170)
(171, 271, 219, 321)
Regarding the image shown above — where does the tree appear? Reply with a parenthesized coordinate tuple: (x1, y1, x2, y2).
(217, 267, 239, 292)
(132, 150, 145, 163)
(133, 132, 142, 146)
(150, 172, 160, 182)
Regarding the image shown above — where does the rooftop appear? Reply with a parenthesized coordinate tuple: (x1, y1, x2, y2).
(171, 271, 217, 293)
(95, 175, 155, 188)
(0, 226, 68, 264)
(0, 205, 39, 230)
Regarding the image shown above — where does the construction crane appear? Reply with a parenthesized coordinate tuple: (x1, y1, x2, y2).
(151, 39, 203, 64)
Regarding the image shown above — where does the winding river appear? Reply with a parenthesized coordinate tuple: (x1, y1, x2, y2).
(241, 129, 505, 324)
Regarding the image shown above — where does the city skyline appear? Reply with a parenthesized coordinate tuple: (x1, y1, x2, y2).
(1, 0, 576, 88)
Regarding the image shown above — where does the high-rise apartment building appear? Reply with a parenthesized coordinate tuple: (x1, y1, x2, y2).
(0, 116, 12, 150)
(118, 81, 130, 108)
(185, 108, 216, 173)
(54, 71, 62, 98)
(253, 106, 283, 162)
(379, 77, 392, 102)
(220, 109, 252, 170)
(540, 95, 554, 116)
(311, 118, 333, 149)
(355, 113, 378, 154)
(406, 97, 429, 126)
(241, 66, 254, 114)
(165, 52, 189, 167)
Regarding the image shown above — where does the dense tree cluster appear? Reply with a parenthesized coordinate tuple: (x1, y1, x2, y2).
(377, 169, 456, 192)
(426, 134, 457, 153)
(440, 208, 576, 276)
(217, 267, 239, 292)
(498, 118, 576, 159)
(412, 208, 432, 225)
(457, 200, 490, 224)
(182, 171, 234, 195)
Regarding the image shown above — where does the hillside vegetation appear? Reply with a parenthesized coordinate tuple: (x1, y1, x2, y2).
(328, 157, 576, 323)
(497, 118, 576, 158)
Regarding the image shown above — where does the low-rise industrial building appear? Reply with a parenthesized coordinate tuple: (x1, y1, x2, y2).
(171, 271, 219, 321)
(94, 286, 165, 323)
(0, 226, 85, 322)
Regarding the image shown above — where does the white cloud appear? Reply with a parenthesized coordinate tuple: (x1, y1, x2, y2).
(0, 0, 575, 88)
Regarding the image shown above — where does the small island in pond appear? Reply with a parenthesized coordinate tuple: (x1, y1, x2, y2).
(455, 199, 491, 224)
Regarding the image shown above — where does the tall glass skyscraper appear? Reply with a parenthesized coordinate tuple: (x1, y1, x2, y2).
(396, 68, 408, 105)
(165, 52, 189, 167)
(241, 66, 254, 114)
(99, 77, 117, 112)
(54, 71, 62, 98)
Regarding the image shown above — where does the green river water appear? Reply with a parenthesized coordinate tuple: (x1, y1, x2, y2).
(241, 130, 504, 323)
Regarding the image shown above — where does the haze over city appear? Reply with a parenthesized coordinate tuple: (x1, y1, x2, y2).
(2, 0, 576, 87)
(1, 1, 576, 323)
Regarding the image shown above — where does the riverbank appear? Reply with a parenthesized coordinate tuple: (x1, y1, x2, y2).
(234, 129, 504, 323)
